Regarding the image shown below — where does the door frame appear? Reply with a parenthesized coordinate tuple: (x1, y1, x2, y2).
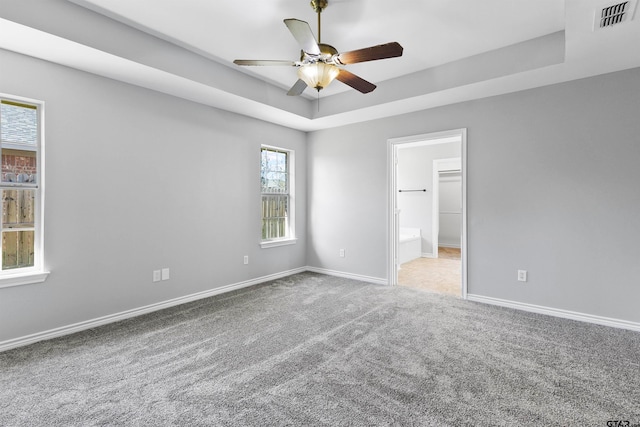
(387, 128, 468, 299)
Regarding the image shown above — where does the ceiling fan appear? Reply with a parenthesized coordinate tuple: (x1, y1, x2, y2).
(233, 0, 403, 96)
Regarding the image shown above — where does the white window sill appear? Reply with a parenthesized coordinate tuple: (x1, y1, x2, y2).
(260, 238, 298, 249)
(0, 271, 50, 289)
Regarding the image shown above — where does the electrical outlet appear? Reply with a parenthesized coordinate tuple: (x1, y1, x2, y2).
(517, 270, 527, 282)
(339, 249, 345, 258)
(244, 255, 249, 265)
(161, 268, 170, 281)
(152, 270, 161, 282)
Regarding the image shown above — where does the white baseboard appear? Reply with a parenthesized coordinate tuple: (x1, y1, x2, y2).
(467, 294, 640, 332)
(305, 266, 388, 286)
(10, 270, 635, 353)
(421, 253, 435, 259)
(0, 267, 306, 353)
(438, 243, 461, 249)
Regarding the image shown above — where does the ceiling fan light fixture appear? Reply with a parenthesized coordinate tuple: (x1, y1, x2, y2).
(297, 62, 340, 91)
(233, 1, 403, 96)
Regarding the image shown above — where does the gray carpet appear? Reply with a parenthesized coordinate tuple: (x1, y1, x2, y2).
(1, 272, 639, 426)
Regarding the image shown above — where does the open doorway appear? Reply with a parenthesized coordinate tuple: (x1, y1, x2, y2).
(388, 129, 467, 298)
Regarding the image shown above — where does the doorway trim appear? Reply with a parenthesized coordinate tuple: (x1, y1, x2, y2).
(387, 128, 468, 299)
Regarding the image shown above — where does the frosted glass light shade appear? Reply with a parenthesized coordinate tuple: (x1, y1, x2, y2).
(297, 62, 340, 91)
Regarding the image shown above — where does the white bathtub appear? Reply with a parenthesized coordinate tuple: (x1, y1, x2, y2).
(399, 227, 421, 265)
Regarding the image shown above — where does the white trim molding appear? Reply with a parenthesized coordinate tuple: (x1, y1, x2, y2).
(4, 268, 638, 353)
(0, 271, 49, 289)
(0, 267, 305, 353)
(260, 238, 298, 249)
(305, 266, 387, 286)
(467, 294, 640, 332)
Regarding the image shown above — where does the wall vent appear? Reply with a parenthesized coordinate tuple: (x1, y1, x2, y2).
(595, 0, 637, 29)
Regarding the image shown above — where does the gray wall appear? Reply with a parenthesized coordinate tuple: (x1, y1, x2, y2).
(2, 48, 640, 344)
(0, 49, 307, 342)
(307, 67, 640, 324)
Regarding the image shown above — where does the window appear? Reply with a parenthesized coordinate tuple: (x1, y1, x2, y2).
(0, 96, 47, 287)
(260, 146, 296, 248)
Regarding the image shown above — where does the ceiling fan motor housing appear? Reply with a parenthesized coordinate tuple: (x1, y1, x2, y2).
(300, 43, 338, 63)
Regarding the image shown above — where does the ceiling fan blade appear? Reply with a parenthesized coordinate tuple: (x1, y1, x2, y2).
(284, 19, 321, 55)
(336, 69, 377, 94)
(233, 60, 295, 66)
(335, 42, 403, 65)
(287, 79, 308, 96)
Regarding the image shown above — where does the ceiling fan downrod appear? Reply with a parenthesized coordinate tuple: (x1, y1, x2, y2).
(310, 0, 328, 42)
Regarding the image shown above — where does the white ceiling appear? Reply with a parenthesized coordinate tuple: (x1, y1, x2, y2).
(67, 0, 566, 97)
(2, 0, 640, 131)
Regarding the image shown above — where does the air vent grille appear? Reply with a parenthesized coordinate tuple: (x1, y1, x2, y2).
(593, 0, 637, 30)
(600, 1, 629, 27)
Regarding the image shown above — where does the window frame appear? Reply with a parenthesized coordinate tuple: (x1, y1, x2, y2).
(0, 94, 48, 288)
(260, 145, 297, 249)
